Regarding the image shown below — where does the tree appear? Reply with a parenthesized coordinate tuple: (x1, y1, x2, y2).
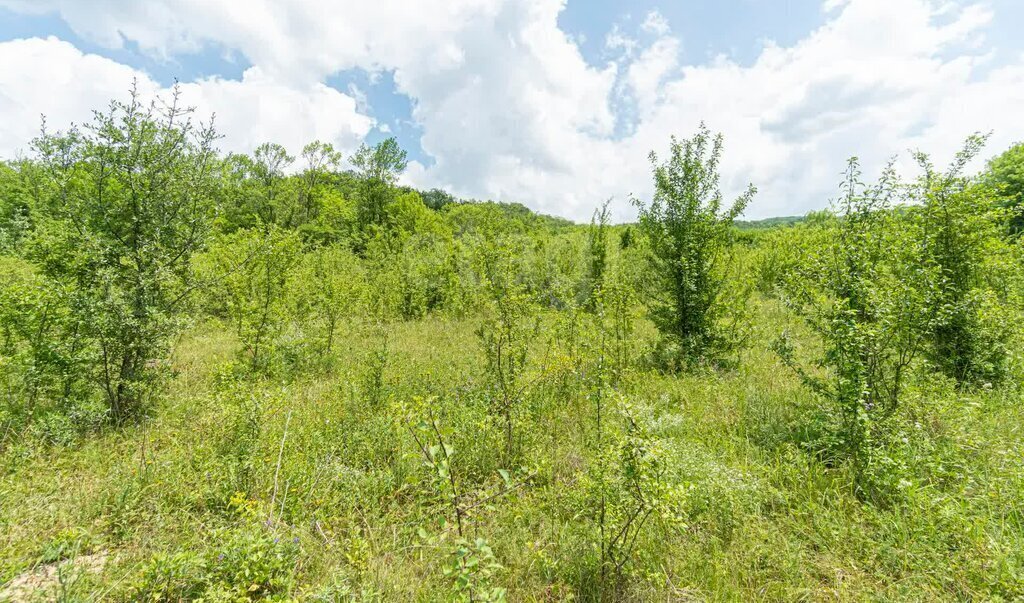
(218, 143, 294, 232)
(913, 135, 1014, 384)
(295, 244, 365, 354)
(297, 140, 342, 226)
(775, 159, 924, 501)
(632, 124, 755, 369)
(30, 83, 219, 421)
(422, 187, 455, 211)
(350, 137, 408, 236)
(581, 200, 610, 311)
(475, 238, 538, 460)
(986, 141, 1024, 234)
(0, 161, 34, 252)
(252, 142, 296, 228)
(195, 227, 301, 373)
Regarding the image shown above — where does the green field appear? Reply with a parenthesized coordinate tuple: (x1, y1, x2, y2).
(1, 94, 1023, 601)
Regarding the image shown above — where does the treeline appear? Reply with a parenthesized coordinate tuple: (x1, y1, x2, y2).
(1, 88, 1022, 437)
(0, 88, 620, 429)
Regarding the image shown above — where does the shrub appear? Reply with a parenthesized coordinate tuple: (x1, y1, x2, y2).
(581, 202, 611, 311)
(475, 239, 540, 460)
(195, 227, 302, 373)
(131, 551, 208, 602)
(584, 397, 686, 598)
(293, 244, 366, 355)
(404, 399, 514, 602)
(985, 141, 1024, 234)
(912, 135, 1016, 385)
(0, 256, 90, 424)
(0, 161, 33, 252)
(633, 124, 756, 369)
(27, 84, 219, 421)
(775, 159, 923, 501)
(130, 525, 299, 602)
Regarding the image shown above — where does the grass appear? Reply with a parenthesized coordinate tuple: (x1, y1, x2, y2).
(1, 297, 1022, 601)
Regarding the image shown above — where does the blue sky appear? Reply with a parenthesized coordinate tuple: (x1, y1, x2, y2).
(1, 0, 1022, 220)
(561, 0, 827, 66)
(0, 6, 250, 82)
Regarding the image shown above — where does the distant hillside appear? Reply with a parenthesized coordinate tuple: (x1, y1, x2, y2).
(734, 215, 807, 229)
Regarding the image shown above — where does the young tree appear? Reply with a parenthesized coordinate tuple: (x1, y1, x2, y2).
(985, 141, 1024, 234)
(30, 83, 219, 421)
(350, 137, 408, 236)
(0, 161, 34, 252)
(0, 257, 88, 418)
(775, 159, 924, 500)
(422, 187, 455, 211)
(475, 238, 538, 460)
(581, 201, 610, 311)
(252, 142, 297, 228)
(195, 227, 301, 373)
(217, 142, 299, 232)
(632, 124, 755, 369)
(295, 244, 365, 354)
(297, 140, 342, 226)
(913, 135, 1015, 384)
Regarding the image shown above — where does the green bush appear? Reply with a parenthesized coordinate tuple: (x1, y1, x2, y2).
(775, 159, 922, 502)
(130, 525, 299, 602)
(194, 227, 302, 373)
(912, 136, 1016, 385)
(633, 124, 756, 369)
(986, 141, 1024, 234)
(28, 85, 219, 421)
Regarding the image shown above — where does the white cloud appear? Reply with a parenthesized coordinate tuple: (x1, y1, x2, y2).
(640, 10, 671, 36)
(1, 0, 1023, 220)
(626, 35, 681, 118)
(0, 36, 373, 162)
(605, 24, 638, 55)
(0, 36, 140, 159)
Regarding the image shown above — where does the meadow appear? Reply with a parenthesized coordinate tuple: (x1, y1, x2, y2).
(1, 90, 1023, 601)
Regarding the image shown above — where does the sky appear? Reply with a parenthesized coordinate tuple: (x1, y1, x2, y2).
(0, 0, 1022, 221)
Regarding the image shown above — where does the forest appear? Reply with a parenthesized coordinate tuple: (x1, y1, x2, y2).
(0, 87, 1023, 601)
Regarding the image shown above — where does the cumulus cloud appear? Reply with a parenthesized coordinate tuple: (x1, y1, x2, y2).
(1, 0, 1023, 220)
(0, 37, 373, 161)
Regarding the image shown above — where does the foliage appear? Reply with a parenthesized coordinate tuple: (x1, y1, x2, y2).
(633, 124, 756, 369)
(293, 244, 366, 355)
(194, 227, 302, 372)
(986, 141, 1024, 233)
(0, 161, 34, 252)
(422, 187, 456, 211)
(130, 524, 299, 601)
(3, 89, 1024, 602)
(351, 137, 408, 239)
(581, 201, 610, 311)
(27, 84, 218, 421)
(475, 239, 539, 460)
(911, 136, 1017, 385)
(0, 257, 86, 425)
(775, 159, 925, 501)
(404, 400, 514, 602)
(586, 391, 685, 597)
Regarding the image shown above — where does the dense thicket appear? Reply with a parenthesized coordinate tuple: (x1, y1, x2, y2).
(1, 91, 1023, 601)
